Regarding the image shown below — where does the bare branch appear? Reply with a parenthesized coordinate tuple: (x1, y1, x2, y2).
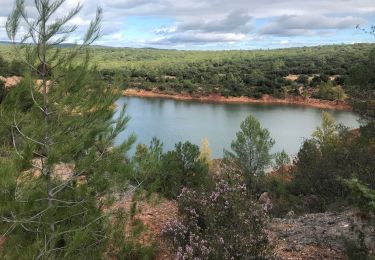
(35, 198, 85, 205)
(30, 87, 45, 113)
(13, 113, 46, 146)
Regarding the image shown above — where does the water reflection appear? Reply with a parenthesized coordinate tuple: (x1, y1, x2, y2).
(115, 97, 359, 158)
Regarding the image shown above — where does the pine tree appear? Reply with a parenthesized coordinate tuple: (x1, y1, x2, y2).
(0, 0, 135, 258)
(224, 115, 275, 187)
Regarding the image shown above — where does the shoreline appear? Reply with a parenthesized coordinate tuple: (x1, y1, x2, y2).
(123, 88, 352, 111)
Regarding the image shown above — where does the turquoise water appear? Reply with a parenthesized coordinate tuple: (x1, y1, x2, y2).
(115, 97, 359, 158)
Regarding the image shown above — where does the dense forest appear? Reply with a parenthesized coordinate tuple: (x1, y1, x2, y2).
(0, 0, 374, 259)
(1, 43, 374, 100)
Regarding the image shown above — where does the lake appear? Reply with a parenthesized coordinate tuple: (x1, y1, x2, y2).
(115, 97, 359, 158)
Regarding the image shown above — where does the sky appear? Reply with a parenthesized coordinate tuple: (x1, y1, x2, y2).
(0, 0, 374, 50)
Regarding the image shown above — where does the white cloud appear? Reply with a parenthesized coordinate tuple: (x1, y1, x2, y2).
(151, 32, 246, 45)
(0, 0, 374, 48)
(258, 14, 366, 37)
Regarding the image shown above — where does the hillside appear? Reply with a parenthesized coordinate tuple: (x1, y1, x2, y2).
(1, 43, 374, 101)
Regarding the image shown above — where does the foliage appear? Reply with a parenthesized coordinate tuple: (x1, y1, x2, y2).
(1, 43, 374, 99)
(224, 115, 275, 188)
(0, 79, 5, 103)
(132, 139, 210, 199)
(313, 80, 346, 101)
(163, 176, 270, 259)
(296, 74, 309, 85)
(104, 210, 157, 259)
(132, 138, 164, 193)
(347, 48, 375, 120)
(290, 113, 348, 203)
(343, 178, 375, 215)
(290, 113, 375, 211)
(312, 112, 339, 146)
(0, 54, 26, 76)
(199, 137, 212, 164)
(160, 141, 209, 198)
(0, 0, 136, 258)
(274, 150, 290, 170)
(343, 233, 370, 260)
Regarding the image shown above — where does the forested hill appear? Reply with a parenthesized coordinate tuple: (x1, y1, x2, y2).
(1, 43, 374, 99)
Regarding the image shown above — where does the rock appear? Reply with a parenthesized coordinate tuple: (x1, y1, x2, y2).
(269, 210, 375, 259)
(0, 76, 21, 88)
(259, 192, 273, 212)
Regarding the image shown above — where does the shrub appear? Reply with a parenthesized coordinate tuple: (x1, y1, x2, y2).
(289, 113, 347, 207)
(290, 113, 375, 211)
(343, 178, 375, 215)
(159, 141, 210, 198)
(132, 140, 210, 199)
(296, 74, 309, 85)
(310, 75, 322, 88)
(163, 176, 271, 259)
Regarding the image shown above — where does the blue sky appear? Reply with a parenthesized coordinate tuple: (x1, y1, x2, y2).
(0, 0, 374, 50)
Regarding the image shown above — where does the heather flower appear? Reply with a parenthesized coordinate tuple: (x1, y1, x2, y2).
(163, 176, 270, 259)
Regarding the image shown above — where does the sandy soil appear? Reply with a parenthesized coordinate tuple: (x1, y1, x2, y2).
(123, 88, 352, 111)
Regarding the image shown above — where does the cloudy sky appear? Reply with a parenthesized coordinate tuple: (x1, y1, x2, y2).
(0, 0, 374, 50)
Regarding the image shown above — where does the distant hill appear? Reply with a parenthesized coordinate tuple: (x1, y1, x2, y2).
(1, 42, 374, 101)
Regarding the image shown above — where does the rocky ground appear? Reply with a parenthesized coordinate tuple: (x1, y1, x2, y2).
(121, 193, 374, 259)
(268, 210, 374, 259)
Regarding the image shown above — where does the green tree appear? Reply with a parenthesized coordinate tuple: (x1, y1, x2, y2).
(0, 0, 135, 258)
(312, 111, 339, 146)
(343, 178, 375, 215)
(224, 73, 245, 96)
(245, 69, 266, 86)
(224, 115, 275, 187)
(316, 81, 336, 100)
(296, 75, 309, 86)
(274, 150, 290, 170)
(290, 112, 352, 205)
(347, 48, 375, 120)
(132, 137, 163, 193)
(159, 141, 209, 198)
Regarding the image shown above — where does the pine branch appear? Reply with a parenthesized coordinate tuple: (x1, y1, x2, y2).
(13, 114, 46, 146)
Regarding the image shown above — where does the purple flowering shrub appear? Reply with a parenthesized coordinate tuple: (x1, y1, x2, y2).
(163, 175, 271, 259)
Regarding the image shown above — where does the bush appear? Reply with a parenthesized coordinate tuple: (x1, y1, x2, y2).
(296, 74, 309, 86)
(132, 140, 210, 199)
(310, 75, 322, 88)
(289, 113, 349, 206)
(289, 113, 375, 212)
(159, 141, 210, 198)
(163, 176, 271, 259)
(314, 81, 336, 100)
(343, 178, 375, 215)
